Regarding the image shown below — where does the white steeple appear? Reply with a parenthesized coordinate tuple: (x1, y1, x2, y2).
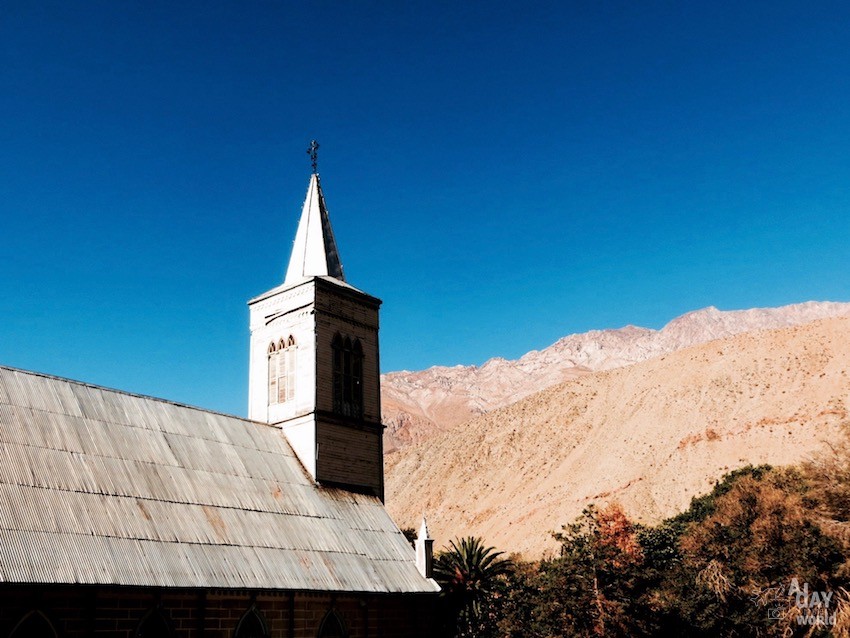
(415, 517, 434, 579)
(284, 172, 345, 286)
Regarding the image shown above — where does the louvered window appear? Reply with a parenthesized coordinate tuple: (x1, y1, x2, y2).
(332, 333, 363, 419)
(268, 336, 296, 404)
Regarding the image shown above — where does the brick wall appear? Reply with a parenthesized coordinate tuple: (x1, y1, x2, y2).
(0, 586, 440, 638)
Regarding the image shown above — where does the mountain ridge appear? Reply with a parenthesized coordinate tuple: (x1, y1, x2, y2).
(381, 301, 850, 451)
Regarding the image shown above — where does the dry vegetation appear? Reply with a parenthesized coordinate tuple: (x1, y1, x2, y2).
(435, 441, 850, 636)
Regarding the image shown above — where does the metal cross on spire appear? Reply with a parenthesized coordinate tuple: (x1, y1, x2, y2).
(307, 140, 319, 174)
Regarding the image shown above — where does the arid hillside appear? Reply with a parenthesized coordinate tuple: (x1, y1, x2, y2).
(385, 317, 850, 558)
(381, 302, 850, 451)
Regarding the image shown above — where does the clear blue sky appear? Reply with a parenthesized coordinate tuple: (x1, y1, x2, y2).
(2, 1, 849, 416)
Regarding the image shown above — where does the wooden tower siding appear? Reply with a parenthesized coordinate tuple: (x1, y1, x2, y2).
(313, 280, 381, 423)
(313, 278, 384, 498)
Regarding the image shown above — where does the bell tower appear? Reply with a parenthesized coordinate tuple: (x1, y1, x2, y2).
(248, 144, 384, 499)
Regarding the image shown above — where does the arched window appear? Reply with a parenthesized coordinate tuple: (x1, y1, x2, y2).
(234, 607, 268, 638)
(332, 333, 363, 419)
(317, 610, 347, 638)
(9, 610, 57, 638)
(268, 336, 297, 405)
(135, 609, 171, 638)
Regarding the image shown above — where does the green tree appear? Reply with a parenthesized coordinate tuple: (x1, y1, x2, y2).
(544, 504, 653, 637)
(400, 526, 417, 547)
(434, 536, 514, 638)
(496, 559, 543, 638)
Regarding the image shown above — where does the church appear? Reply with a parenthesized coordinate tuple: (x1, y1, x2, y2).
(0, 152, 440, 638)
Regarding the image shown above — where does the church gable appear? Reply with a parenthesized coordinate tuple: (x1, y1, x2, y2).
(0, 146, 438, 638)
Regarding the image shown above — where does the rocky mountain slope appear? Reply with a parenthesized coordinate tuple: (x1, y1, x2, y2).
(381, 302, 850, 451)
(385, 316, 850, 557)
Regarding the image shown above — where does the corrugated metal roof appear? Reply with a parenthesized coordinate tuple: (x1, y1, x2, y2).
(0, 365, 438, 593)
